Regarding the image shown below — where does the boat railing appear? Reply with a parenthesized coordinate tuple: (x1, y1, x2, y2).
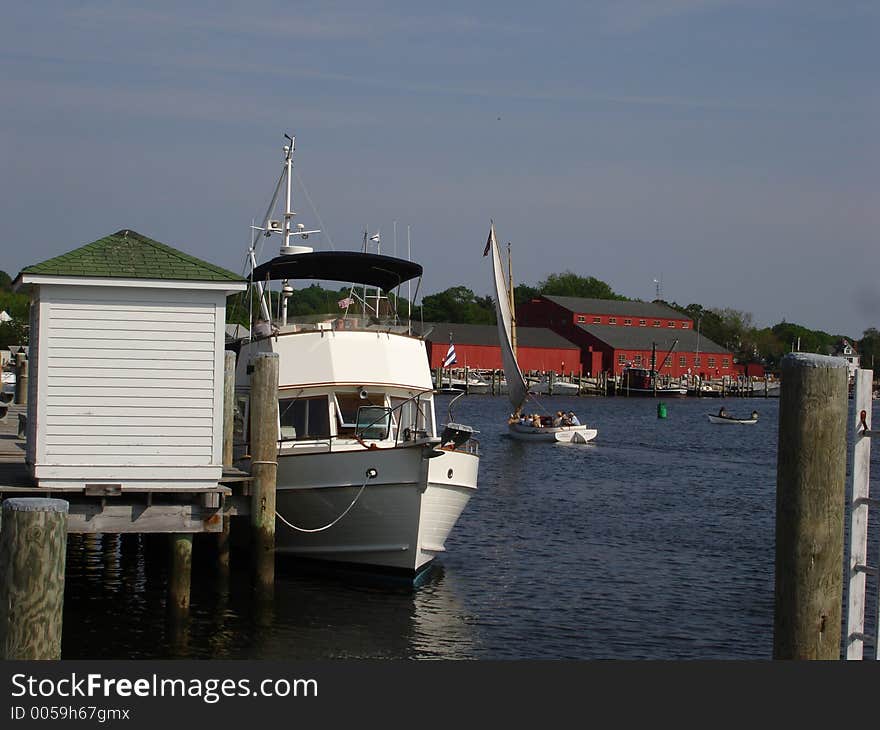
(252, 313, 415, 339)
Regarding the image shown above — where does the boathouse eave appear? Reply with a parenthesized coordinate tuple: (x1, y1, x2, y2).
(14, 273, 247, 294)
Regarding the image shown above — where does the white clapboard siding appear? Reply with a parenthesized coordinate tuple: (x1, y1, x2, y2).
(37, 293, 221, 472)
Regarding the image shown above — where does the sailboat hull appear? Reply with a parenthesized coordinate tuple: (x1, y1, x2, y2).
(508, 423, 597, 443)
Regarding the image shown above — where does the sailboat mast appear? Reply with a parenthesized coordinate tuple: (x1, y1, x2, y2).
(507, 242, 518, 358)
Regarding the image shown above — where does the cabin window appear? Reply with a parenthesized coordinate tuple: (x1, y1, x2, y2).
(279, 395, 330, 441)
(618, 353, 626, 364)
(722, 358, 730, 368)
(667, 321, 675, 328)
(577, 315, 585, 323)
(592, 317, 601, 324)
(653, 320, 661, 327)
(681, 322, 689, 329)
(609, 317, 617, 324)
(679, 356, 687, 367)
(707, 357, 717, 368)
(356, 406, 392, 440)
(695, 357, 702, 367)
(633, 355, 642, 365)
(391, 395, 427, 440)
(638, 319, 646, 327)
(623, 318, 632, 326)
(335, 392, 385, 437)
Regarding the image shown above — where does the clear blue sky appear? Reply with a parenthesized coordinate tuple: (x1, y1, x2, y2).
(2, 1, 876, 337)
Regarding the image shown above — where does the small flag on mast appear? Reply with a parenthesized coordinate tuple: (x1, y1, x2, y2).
(482, 223, 495, 257)
(443, 337, 457, 367)
(338, 296, 354, 309)
(369, 232, 381, 243)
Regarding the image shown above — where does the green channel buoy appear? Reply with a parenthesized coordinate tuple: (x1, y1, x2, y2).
(657, 402, 667, 419)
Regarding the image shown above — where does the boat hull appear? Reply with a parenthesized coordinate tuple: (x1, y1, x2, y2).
(273, 443, 478, 575)
(707, 414, 758, 424)
(508, 423, 597, 443)
(618, 386, 688, 398)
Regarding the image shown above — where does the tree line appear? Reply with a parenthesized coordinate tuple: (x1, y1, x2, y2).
(1, 268, 877, 373)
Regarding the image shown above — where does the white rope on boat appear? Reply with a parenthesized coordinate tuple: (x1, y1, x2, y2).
(275, 469, 376, 533)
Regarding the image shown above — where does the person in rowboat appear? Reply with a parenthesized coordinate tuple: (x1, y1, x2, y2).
(718, 406, 728, 418)
(751, 410, 758, 420)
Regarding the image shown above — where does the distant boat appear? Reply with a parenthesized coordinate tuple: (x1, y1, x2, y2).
(485, 223, 597, 444)
(526, 376, 580, 396)
(620, 366, 688, 398)
(707, 412, 759, 425)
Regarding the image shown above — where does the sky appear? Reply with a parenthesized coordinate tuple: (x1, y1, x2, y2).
(1, 1, 877, 337)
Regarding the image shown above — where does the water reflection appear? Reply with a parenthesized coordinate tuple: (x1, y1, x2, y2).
(61, 533, 478, 660)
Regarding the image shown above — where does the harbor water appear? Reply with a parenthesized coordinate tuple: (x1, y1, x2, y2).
(59, 394, 879, 659)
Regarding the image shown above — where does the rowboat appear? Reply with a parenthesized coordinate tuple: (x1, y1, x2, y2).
(707, 413, 758, 425)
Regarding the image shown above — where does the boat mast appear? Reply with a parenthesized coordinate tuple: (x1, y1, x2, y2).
(280, 135, 295, 327)
(407, 225, 412, 334)
(507, 242, 517, 358)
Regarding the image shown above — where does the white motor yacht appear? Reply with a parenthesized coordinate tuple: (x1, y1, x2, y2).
(231, 137, 480, 577)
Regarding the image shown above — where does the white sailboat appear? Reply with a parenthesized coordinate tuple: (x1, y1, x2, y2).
(484, 223, 597, 444)
(231, 136, 480, 578)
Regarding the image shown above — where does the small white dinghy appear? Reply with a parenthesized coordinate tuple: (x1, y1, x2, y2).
(707, 413, 758, 425)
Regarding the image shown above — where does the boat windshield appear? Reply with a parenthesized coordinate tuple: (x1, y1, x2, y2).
(264, 313, 413, 336)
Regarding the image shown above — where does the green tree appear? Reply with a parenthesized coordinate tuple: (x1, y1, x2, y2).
(421, 286, 494, 324)
(538, 270, 624, 300)
(858, 327, 880, 371)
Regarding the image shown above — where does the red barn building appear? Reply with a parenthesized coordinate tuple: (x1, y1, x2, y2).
(421, 322, 580, 373)
(517, 295, 734, 378)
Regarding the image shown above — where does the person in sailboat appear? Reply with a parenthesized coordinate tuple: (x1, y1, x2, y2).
(567, 411, 581, 426)
(552, 411, 564, 427)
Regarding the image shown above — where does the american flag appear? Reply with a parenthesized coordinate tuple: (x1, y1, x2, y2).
(443, 339, 457, 367)
(338, 296, 354, 309)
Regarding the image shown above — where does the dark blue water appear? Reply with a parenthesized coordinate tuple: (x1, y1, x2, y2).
(60, 395, 879, 659)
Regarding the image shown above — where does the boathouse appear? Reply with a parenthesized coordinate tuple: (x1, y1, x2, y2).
(12, 229, 246, 490)
(421, 322, 580, 373)
(516, 295, 733, 377)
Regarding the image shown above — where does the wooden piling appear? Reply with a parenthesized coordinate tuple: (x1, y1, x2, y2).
(0, 498, 69, 660)
(13, 353, 27, 406)
(249, 352, 279, 592)
(168, 533, 193, 611)
(773, 352, 849, 659)
(218, 350, 236, 572)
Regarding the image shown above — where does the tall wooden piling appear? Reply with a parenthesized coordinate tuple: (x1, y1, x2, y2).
(773, 352, 848, 660)
(250, 352, 280, 592)
(168, 533, 193, 611)
(13, 353, 27, 406)
(0, 498, 69, 660)
(218, 350, 236, 572)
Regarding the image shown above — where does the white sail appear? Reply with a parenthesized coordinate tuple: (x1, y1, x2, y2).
(487, 223, 528, 412)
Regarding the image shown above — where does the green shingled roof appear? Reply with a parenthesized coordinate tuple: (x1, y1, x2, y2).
(21, 229, 244, 282)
